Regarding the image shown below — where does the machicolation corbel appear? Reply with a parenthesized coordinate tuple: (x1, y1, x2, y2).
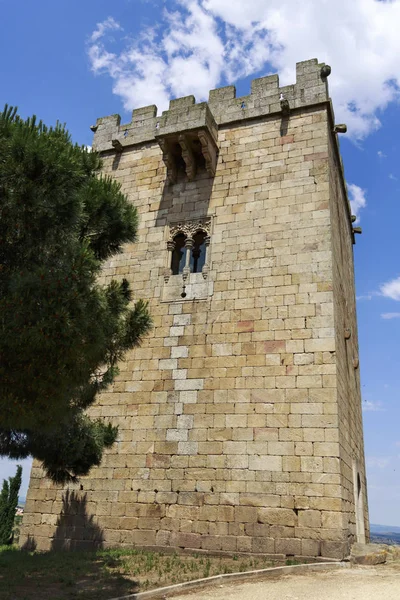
(155, 99, 218, 184)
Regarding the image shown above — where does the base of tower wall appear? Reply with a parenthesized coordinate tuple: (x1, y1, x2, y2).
(19, 536, 352, 561)
(19, 519, 353, 560)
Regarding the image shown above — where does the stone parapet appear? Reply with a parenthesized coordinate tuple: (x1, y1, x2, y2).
(92, 59, 330, 153)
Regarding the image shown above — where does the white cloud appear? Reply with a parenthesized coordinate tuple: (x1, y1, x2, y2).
(377, 150, 387, 158)
(347, 183, 367, 222)
(90, 16, 121, 44)
(88, 2, 224, 112)
(87, 0, 400, 139)
(363, 400, 385, 412)
(356, 294, 373, 301)
(367, 456, 390, 469)
(380, 276, 400, 301)
(389, 173, 398, 180)
(381, 312, 400, 319)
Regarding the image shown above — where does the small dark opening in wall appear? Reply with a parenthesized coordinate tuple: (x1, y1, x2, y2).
(190, 230, 207, 273)
(192, 138, 206, 169)
(171, 233, 186, 274)
(173, 142, 186, 172)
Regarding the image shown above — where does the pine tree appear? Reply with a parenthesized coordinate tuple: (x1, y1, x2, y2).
(0, 106, 152, 482)
(0, 465, 22, 546)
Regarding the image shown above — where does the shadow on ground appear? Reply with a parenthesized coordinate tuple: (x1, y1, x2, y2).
(0, 491, 138, 600)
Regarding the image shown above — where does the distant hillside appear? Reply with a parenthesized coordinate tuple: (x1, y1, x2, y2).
(370, 524, 400, 545)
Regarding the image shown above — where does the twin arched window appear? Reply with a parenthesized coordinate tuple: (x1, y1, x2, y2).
(171, 230, 207, 275)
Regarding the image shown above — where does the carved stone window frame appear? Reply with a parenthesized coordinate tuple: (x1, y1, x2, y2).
(164, 218, 212, 284)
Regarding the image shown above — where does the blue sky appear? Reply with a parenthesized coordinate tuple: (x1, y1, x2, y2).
(1, 0, 400, 526)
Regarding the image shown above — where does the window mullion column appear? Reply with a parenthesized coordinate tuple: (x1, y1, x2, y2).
(202, 235, 211, 279)
(164, 239, 175, 282)
(182, 238, 193, 281)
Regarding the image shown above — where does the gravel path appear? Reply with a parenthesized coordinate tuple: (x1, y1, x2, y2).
(171, 565, 400, 600)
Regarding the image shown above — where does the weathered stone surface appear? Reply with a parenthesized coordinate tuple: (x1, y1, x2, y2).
(350, 543, 388, 565)
(21, 58, 368, 560)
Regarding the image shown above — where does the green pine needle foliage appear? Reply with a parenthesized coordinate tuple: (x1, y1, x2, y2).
(0, 465, 22, 545)
(0, 106, 152, 483)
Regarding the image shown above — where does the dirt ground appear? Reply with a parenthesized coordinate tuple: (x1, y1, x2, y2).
(171, 564, 400, 600)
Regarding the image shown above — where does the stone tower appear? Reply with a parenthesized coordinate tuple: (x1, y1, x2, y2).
(21, 59, 368, 559)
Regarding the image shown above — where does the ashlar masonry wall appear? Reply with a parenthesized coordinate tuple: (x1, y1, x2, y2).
(20, 59, 368, 559)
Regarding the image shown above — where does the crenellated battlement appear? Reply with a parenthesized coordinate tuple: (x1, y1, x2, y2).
(92, 58, 331, 153)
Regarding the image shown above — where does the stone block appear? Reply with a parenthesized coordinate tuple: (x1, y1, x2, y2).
(201, 535, 223, 551)
(302, 539, 321, 557)
(249, 456, 282, 471)
(178, 492, 205, 506)
(298, 509, 321, 528)
(320, 540, 349, 559)
(156, 530, 171, 546)
(301, 456, 323, 472)
(268, 442, 294, 456)
(235, 506, 258, 523)
(252, 537, 275, 553)
(178, 441, 199, 455)
(275, 538, 302, 556)
(257, 508, 296, 526)
(351, 543, 388, 565)
(131, 530, 157, 546)
(240, 494, 280, 508)
(321, 511, 345, 529)
(171, 532, 202, 549)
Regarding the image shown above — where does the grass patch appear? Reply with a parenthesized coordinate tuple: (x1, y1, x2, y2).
(0, 545, 290, 599)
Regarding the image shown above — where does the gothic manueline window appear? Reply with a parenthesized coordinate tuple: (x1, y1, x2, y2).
(190, 231, 207, 273)
(165, 219, 211, 288)
(171, 233, 186, 275)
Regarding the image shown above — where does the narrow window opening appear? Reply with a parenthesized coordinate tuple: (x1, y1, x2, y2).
(352, 460, 366, 544)
(171, 233, 186, 275)
(190, 230, 207, 273)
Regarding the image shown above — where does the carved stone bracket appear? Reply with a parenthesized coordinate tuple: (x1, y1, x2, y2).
(155, 102, 218, 184)
(158, 138, 177, 185)
(198, 130, 218, 177)
(179, 134, 197, 181)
